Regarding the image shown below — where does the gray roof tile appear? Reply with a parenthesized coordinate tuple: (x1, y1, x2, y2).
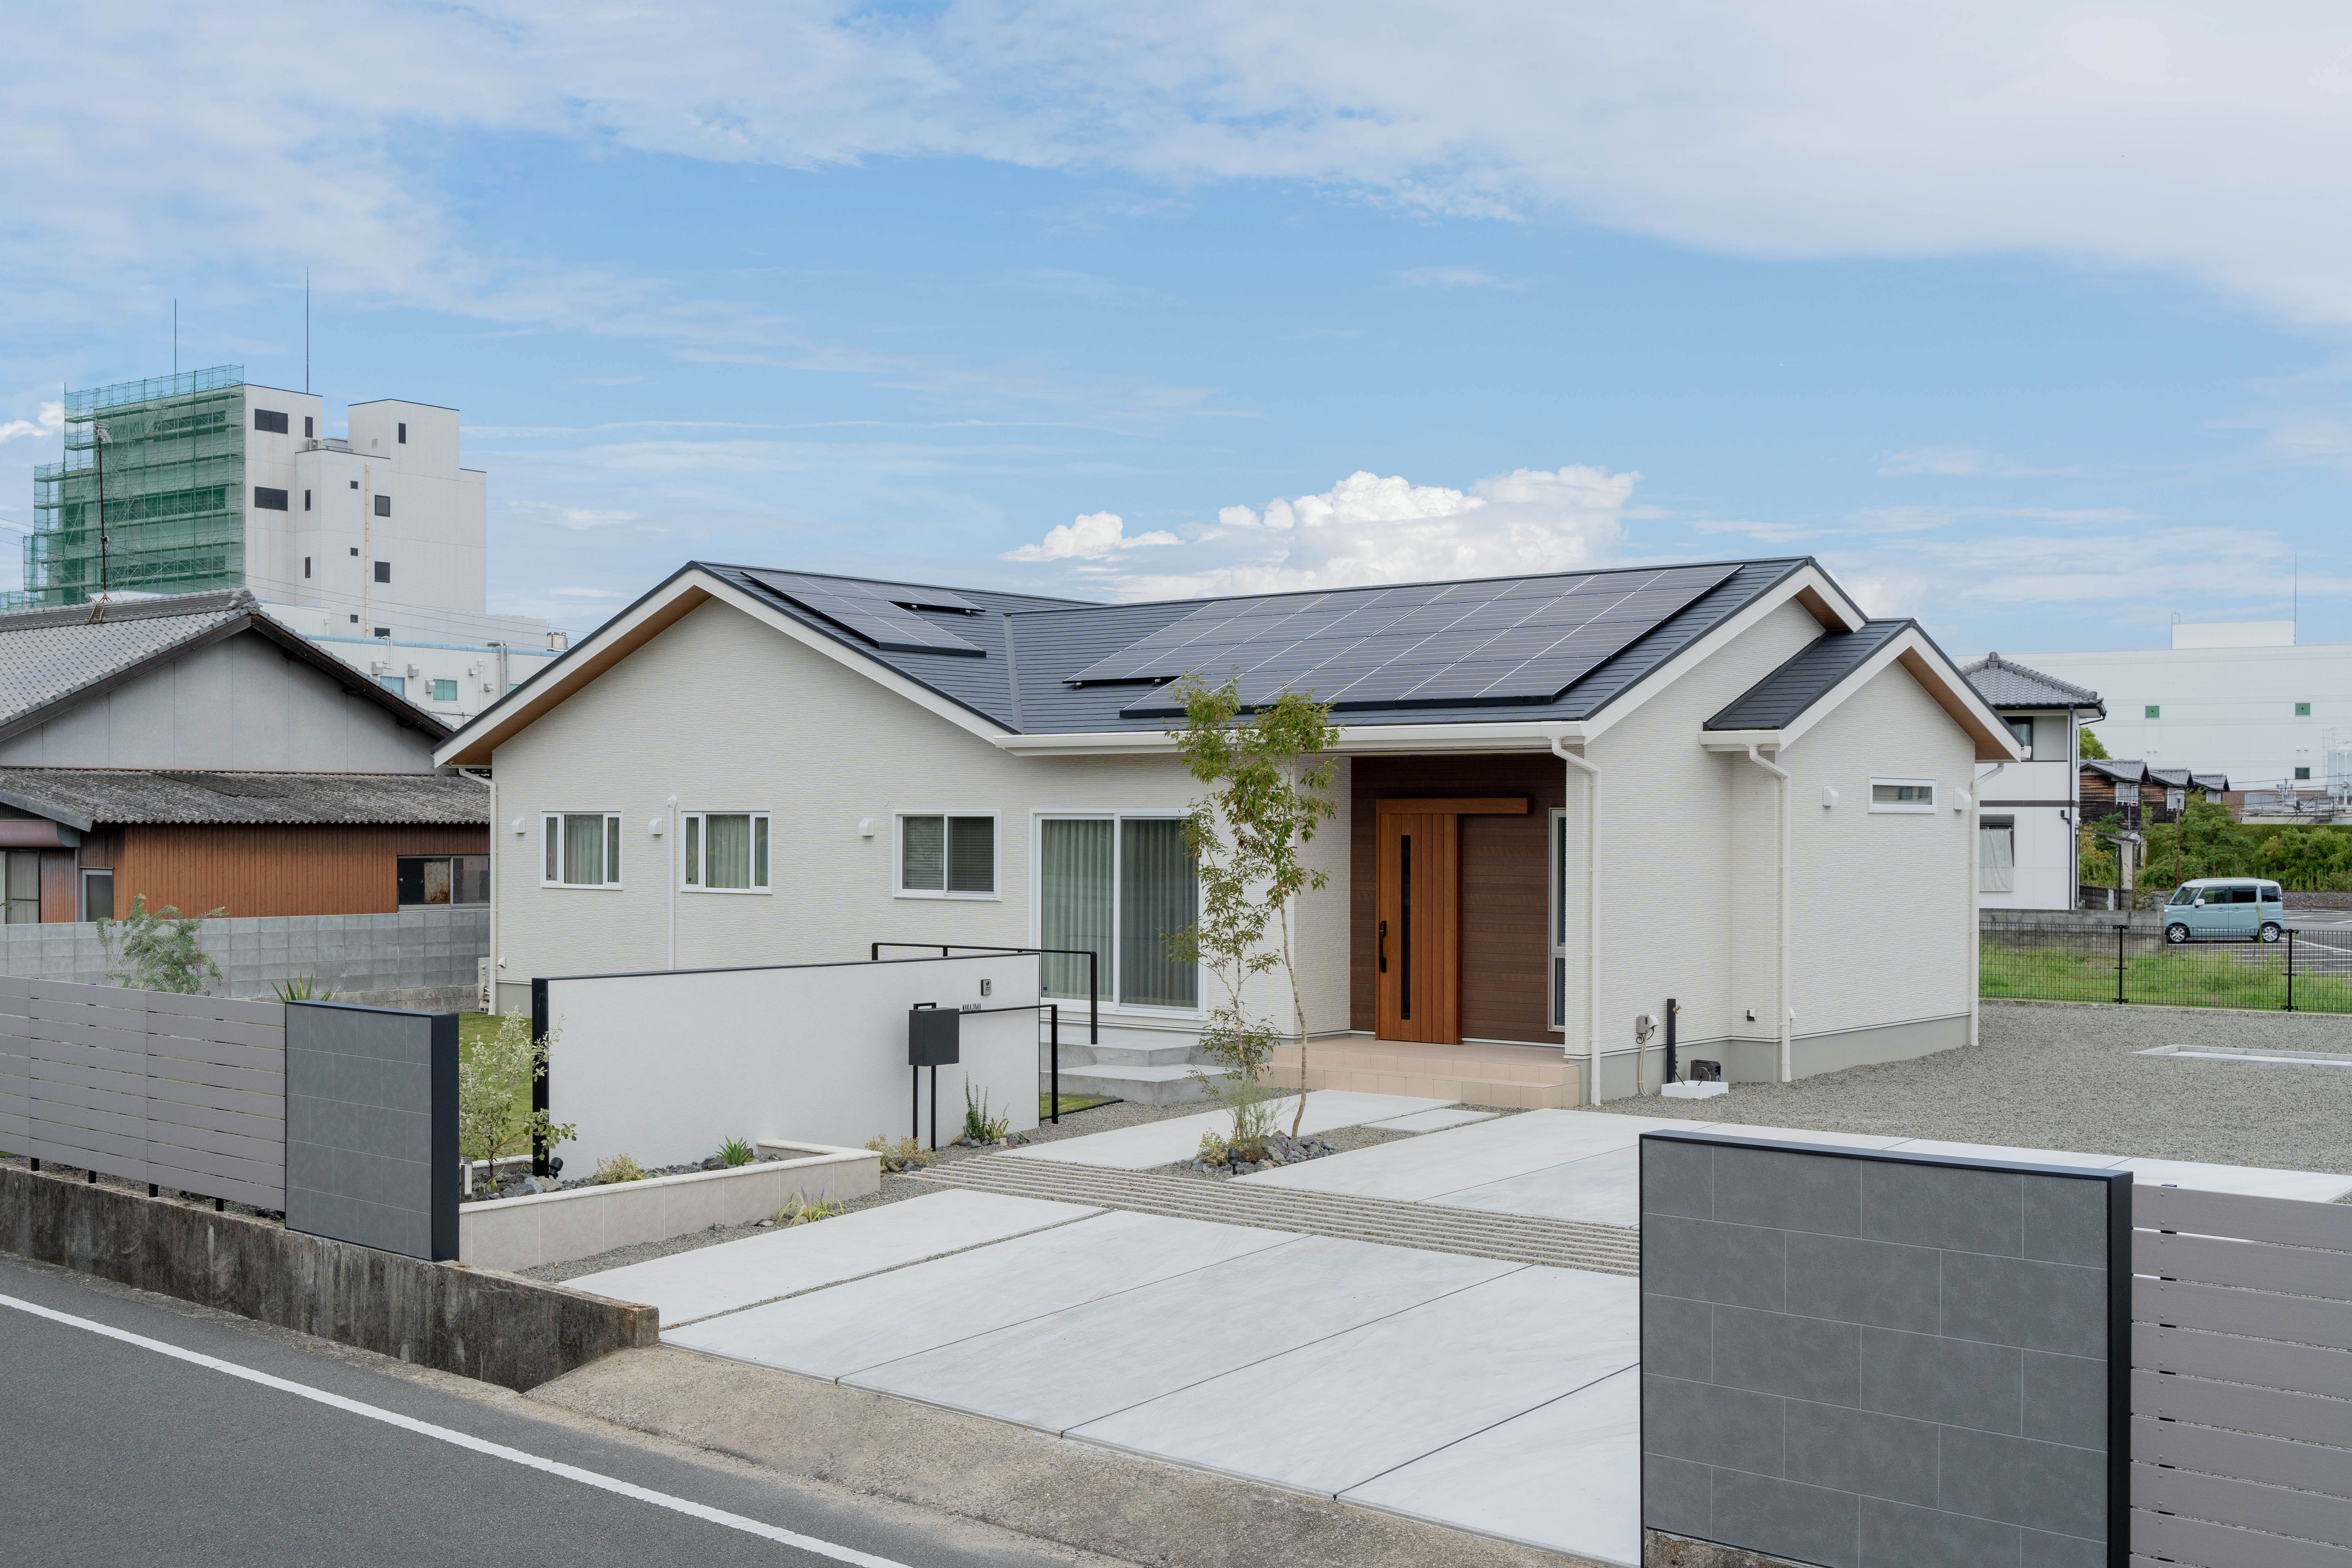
(1961, 652, 2104, 713)
(1705, 620, 1912, 731)
(0, 768, 486, 829)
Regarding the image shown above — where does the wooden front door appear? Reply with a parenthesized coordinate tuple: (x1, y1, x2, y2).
(1374, 797, 1526, 1044)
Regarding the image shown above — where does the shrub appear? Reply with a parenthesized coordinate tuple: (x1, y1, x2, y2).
(865, 1134, 932, 1172)
(774, 1194, 845, 1226)
(962, 1084, 1011, 1144)
(719, 1135, 756, 1167)
(592, 1153, 647, 1185)
(1196, 1130, 1231, 1165)
(98, 896, 225, 994)
(457, 1014, 577, 1188)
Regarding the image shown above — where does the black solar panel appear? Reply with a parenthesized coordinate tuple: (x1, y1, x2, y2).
(1060, 564, 1738, 714)
(748, 570, 985, 656)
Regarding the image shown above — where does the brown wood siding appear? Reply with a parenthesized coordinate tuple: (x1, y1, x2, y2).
(1351, 755, 1562, 1042)
(37, 848, 77, 921)
(103, 824, 489, 918)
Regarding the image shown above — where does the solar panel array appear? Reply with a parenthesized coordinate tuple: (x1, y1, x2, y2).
(1064, 564, 1740, 715)
(747, 570, 985, 656)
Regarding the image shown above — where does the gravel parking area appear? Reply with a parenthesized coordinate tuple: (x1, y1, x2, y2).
(1599, 999, 2352, 1174)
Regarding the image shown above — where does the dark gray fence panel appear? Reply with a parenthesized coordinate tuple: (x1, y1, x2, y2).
(1639, 1131, 2131, 1568)
(2128, 1183, 2352, 1566)
(284, 1002, 456, 1261)
(0, 975, 288, 1209)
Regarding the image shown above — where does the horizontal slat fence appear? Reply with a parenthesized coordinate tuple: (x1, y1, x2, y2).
(0, 976, 286, 1210)
(2133, 1183, 2352, 1568)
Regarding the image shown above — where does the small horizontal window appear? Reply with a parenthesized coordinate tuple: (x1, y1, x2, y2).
(544, 813, 622, 887)
(377, 675, 406, 697)
(899, 813, 996, 896)
(2144, 704, 2160, 719)
(374, 494, 391, 517)
(399, 854, 488, 907)
(252, 486, 289, 511)
(431, 679, 457, 702)
(253, 409, 288, 434)
(2295, 766, 2312, 780)
(1869, 779, 1936, 814)
(373, 626, 390, 638)
(682, 811, 771, 892)
(2296, 702, 2312, 717)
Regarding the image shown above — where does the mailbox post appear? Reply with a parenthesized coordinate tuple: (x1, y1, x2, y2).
(909, 1004, 961, 1149)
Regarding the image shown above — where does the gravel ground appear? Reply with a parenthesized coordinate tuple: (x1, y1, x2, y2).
(1597, 999, 2352, 1176)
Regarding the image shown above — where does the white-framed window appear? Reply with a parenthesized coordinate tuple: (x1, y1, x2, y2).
(682, 811, 771, 892)
(1869, 778, 1937, 814)
(1033, 813, 1200, 1011)
(896, 812, 998, 898)
(542, 813, 623, 887)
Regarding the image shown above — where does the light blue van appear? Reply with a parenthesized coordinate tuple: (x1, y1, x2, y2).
(2162, 877, 2286, 944)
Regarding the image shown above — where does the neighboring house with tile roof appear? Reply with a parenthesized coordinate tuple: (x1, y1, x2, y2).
(440, 556, 2017, 1104)
(1960, 652, 2107, 911)
(0, 590, 486, 921)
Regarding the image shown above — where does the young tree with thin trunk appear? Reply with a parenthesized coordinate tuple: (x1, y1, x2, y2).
(1166, 675, 1339, 1152)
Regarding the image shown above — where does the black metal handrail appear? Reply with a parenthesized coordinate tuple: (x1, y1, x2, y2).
(868, 942, 1098, 1044)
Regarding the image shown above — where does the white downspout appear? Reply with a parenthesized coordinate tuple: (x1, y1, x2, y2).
(666, 793, 679, 970)
(1552, 736, 1603, 1107)
(1972, 762, 2007, 1047)
(1744, 745, 1793, 1083)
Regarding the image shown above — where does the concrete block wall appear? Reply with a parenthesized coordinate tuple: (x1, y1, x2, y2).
(0, 909, 486, 1010)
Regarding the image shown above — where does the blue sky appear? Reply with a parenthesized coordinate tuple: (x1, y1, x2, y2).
(7, 3, 2352, 654)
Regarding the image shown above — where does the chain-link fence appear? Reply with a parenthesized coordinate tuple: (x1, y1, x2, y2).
(1980, 923, 2352, 1013)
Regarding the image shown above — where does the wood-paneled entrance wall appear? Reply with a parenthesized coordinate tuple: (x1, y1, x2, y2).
(1352, 755, 1566, 1044)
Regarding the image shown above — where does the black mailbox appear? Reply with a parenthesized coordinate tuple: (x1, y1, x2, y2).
(909, 1005, 961, 1067)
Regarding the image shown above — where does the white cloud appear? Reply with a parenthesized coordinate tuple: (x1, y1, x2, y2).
(17, 2, 2352, 342)
(1001, 510, 1181, 561)
(549, 585, 622, 597)
(1010, 464, 1635, 598)
(1849, 504, 2151, 532)
(509, 502, 643, 529)
(1396, 266, 1524, 290)
(1877, 447, 2079, 478)
(0, 402, 63, 444)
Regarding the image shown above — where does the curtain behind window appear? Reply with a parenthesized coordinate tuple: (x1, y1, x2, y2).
(947, 816, 994, 894)
(705, 814, 752, 888)
(902, 816, 945, 890)
(1980, 826, 2015, 893)
(564, 814, 606, 885)
(1119, 818, 1198, 1008)
(1040, 820, 1112, 1000)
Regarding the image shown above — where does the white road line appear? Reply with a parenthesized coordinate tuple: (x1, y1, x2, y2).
(0, 1291, 911, 1568)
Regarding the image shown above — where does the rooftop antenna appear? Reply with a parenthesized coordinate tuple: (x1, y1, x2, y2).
(172, 299, 178, 375)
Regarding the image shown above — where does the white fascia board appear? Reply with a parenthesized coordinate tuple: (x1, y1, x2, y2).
(1698, 627, 2025, 762)
(1578, 563, 1864, 745)
(690, 574, 1012, 745)
(434, 567, 1012, 766)
(992, 720, 1587, 758)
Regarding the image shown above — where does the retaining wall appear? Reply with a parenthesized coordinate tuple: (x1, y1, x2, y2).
(0, 1162, 651, 1391)
(0, 909, 486, 1010)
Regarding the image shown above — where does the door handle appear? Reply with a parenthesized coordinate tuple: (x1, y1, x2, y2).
(1378, 920, 1387, 973)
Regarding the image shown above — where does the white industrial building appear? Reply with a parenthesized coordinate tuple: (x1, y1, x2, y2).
(21, 365, 562, 723)
(2008, 621, 2352, 801)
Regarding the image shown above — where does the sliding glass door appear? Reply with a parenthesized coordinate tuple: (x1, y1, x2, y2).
(1038, 816, 1199, 1010)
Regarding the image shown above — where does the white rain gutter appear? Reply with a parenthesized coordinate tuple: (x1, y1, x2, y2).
(1970, 763, 2006, 1046)
(1551, 735, 1603, 1107)
(665, 793, 679, 970)
(1744, 745, 1794, 1083)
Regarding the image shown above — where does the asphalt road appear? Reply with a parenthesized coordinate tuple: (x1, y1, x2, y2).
(0, 1256, 1076, 1568)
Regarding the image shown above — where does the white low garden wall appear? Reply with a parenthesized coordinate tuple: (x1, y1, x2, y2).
(539, 951, 1042, 1173)
(458, 1141, 878, 1271)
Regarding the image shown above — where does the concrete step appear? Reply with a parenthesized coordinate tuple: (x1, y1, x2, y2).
(1049, 1062, 1230, 1107)
(1081, 1041, 1203, 1068)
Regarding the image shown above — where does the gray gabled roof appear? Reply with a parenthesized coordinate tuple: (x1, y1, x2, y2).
(1962, 652, 2105, 716)
(691, 556, 1821, 733)
(1705, 620, 1913, 731)
(0, 768, 486, 830)
(0, 589, 450, 742)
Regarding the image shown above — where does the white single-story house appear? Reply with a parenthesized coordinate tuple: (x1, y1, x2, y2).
(1961, 653, 2106, 911)
(435, 556, 2019, 1105)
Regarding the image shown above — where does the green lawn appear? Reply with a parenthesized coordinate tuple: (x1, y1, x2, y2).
(1978, 938, 2352, 1013)
(1041, 1093, 1114, 1119)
